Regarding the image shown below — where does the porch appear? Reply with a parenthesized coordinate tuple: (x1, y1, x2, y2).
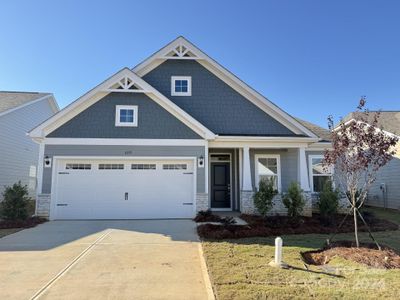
(202, 145, 316, 216)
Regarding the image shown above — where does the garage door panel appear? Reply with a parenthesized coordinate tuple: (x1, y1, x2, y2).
(53, 159, 195, 219)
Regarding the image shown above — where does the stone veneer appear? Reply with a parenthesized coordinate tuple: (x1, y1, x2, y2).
(240, 190, 312, 216)
(196, 193, 209, 212)
(36, 194, 51, 218)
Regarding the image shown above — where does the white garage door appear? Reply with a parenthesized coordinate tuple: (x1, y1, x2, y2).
(52, 158, 195, 220)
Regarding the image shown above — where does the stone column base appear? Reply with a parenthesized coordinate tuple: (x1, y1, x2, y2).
(196, 193, 209, 212)
(36, 194, 51, 218)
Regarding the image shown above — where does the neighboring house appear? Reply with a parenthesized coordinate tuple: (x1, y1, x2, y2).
(29, 37, 333, 220)
(0, 91, 59, 199)
(342, 111, 400, 210)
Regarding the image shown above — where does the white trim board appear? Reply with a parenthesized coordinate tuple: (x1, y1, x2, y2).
(41, 138, 206, 146)
(132, 36, 318, 138)
(28, 68, 215, 140)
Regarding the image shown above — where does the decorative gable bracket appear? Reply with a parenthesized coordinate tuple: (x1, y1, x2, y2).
(161, 42, 202, 60)
(102, 76, 150, 93)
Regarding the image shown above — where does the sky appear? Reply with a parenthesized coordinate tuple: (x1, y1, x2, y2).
(1, 0, 399, 128)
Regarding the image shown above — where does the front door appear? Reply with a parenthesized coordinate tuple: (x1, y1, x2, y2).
(211, 162, 231, 209)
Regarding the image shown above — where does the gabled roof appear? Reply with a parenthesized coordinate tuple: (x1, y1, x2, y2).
(29, 68, 215, 140)
(0, 91, 56, 115)
(132, 36, 318, 139)
(294, 117, 332, 142)
(342, 111, 400, 136)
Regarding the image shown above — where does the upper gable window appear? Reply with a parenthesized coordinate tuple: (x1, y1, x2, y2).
(171, 76, 191, 96)
(115, 105, 138, 127)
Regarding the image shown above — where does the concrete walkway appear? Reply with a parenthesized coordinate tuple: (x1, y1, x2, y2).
(0, 220, 213, 300)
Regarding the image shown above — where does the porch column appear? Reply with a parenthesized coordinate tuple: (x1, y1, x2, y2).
(242, 146, 252, 190)
(298, 147, 310, 191)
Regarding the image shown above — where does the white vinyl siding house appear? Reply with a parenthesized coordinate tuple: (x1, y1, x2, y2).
(0, 92, 58, 198)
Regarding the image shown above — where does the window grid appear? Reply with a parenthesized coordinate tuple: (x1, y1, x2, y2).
(162, 164, 187, 170)
(131, 164, 156, 170)
(66, 164, 91, 170)
(99, 164, 124, 170)
(119, 109, 134, 123)
(310, 156, 333, 193)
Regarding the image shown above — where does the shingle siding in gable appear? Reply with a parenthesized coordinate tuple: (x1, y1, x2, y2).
(47, 92, 201, 139)
(143, 60, 297, 136)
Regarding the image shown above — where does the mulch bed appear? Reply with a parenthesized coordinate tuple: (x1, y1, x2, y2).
(302, 241, 400, 269)
(197, 213, 398, 239)
(194, 213, 222, 223)
(0, 217, 47, 229)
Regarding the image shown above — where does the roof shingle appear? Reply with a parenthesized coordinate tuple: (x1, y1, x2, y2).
(0, 91, 50, 114)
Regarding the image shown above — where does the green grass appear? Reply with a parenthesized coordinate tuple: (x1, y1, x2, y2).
(203, 208, 400, 299)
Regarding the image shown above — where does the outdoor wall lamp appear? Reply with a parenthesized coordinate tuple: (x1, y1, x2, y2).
(198, 155, 205, 168)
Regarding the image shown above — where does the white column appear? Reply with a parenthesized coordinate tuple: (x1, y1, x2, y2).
(298, 147, 310, 191)
(204, 142, 209, 193)
(242, 146, 252, 190)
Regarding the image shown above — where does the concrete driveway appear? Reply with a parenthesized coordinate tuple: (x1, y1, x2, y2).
(0, 220, 213, 300)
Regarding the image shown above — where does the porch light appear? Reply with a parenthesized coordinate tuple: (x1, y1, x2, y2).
(44, 156, 52, 168)
(198, 155, 204, 168)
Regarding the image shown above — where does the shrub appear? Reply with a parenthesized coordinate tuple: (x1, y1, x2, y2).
(317, 180, 339, 226)
(1, 182, 31, 220)
(253, 178, 277, 217)
(194, 209, 222, 223)
(282, 182, 305, 224)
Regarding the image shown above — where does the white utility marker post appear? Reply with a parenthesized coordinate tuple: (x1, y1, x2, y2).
(269, 237, 288, 268)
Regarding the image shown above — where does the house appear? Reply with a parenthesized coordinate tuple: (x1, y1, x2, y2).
(342, 111, 400, 210)
(0, 91, 59, 198)
(29, 37, 333, 220)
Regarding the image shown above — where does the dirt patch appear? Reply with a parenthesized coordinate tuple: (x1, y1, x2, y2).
(302, 241, 400, 269)
(0, 217, 46, 229)
(197, 214, 398, 239)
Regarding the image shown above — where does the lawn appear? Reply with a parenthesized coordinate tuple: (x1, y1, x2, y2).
(202, 208, 400, 299)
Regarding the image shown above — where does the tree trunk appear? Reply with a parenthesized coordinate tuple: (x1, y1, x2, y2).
(353, 193, 360, 247)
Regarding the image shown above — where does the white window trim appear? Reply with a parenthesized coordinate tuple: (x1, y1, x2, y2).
(254, 154, 282, 192)
(308, 155, 333, 193)
(115, 105, 138, 127)
(171, 76, 192, 96)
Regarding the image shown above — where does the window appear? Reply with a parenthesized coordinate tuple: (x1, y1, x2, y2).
(99, 164, 124, 170)
(66, 163, 91, 170)
(171, 76, 191, 96)
(162, 164, 187, 170)
(309, 155, 333, 192)
(255, 155, 281, 191)
(115, 105, 138, 127)
(131, 164, 156, 170)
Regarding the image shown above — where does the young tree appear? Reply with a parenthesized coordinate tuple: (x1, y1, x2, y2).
(324, 98, 398, 247)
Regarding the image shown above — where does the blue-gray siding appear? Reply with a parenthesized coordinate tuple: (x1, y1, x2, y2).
(0, 99, 55, 198)
(143, 60, 298, 136)
(47, 93, 201, 139)
(42, 145, 205, 194)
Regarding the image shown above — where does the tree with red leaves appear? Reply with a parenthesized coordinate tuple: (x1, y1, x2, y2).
(324, 97, 399, 247)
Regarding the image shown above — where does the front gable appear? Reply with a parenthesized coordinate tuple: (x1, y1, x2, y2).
(143, 59, 299, 136)
(47, 92, 202, 139)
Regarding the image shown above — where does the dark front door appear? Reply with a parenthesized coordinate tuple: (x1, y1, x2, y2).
(211, 162, 231, 208)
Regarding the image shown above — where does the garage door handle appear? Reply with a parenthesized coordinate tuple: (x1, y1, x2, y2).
(182, 203, 193, 205)
(183, 172, 193, 175)
(58, 172, 69, 175)
(125, 192, 128, 201)
(57, 204, 68, 206)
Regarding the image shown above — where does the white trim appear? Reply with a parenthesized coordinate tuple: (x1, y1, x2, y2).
(298, 147, 310, 191)
(35, 142, 45, 215)
(49, 156, 197, 220)
(308, 154, 333, 193)
(254, 154, 282, 192)
(42, 138, 206, 146)
(209, 139, 313, 149)
(0, 94, 58, 118)
(132, 36, 318, 138)
(115, 105, 138, 127)
(242, 146, 252, 190)
(171, 76, 192, 96)
(209, 152, 233, 211)
(28, 68, 215, 140)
